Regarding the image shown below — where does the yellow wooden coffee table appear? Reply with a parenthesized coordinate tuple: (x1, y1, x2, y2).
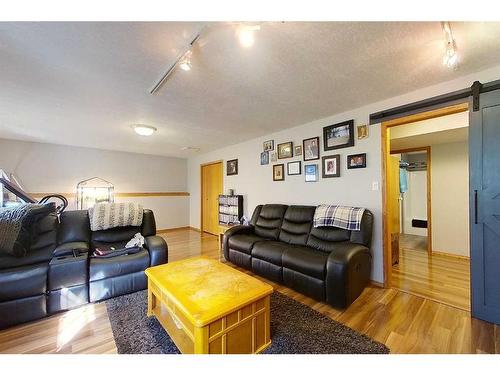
(145, 257, 273, 354)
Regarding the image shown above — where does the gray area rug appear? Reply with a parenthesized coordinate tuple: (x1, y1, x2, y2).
(106, 290, 389, 354)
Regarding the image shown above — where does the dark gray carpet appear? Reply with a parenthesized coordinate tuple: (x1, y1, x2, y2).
(105, 290, 389, 354)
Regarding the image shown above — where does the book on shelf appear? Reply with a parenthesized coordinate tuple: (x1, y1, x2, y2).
(218, 194, 243, 225)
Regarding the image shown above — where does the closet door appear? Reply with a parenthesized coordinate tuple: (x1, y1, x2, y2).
(470, 89, 500, 324)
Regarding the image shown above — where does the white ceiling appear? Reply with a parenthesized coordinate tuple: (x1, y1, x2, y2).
(1, 22, 499, 157)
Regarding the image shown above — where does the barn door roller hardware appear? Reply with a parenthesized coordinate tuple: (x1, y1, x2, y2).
(471, 81, 483, 112)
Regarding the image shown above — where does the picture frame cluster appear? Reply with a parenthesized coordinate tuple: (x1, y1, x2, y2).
(259, 119, 369, 181)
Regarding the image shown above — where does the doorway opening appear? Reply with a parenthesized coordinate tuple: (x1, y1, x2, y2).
(382, 103, 471, 311)
(200, 160, 223, 236)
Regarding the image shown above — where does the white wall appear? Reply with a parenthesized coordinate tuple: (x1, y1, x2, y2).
(187, 65, 500, 283)
(403, 170, 428, 236)
(0, 138, 189, 230)
(431, 141, 470, 257)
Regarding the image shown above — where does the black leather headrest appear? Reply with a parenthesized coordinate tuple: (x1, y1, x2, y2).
(283, 205, 316, 223)
(259, 204, 288, 220)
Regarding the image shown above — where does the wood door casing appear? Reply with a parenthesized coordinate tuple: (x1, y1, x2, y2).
(388, 155, 401, 265)
(382, 102, 469, 287)
(201, 161, 223, 235)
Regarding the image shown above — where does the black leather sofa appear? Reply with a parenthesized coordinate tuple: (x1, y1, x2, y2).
(0, 208, 167, 329)
(223, 204, 373, 308)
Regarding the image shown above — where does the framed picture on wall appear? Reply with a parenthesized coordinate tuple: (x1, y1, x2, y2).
(287, 161, 301, 175)
(260, 151, 269, 165)
(227, 159, 238, 176)
(263, 140, 274, 152)
(303, 136, 320, 161)
(323, 120, 354, 151)
(277, 142, 293, 159)
(270, 151, 278, 163)
(273, 164, 285, 181)
(304, 164, 318, 182)
(347, 153, 367, 169)
(322, 154, 340, 178)
(357, 124, 369, 140)
(294, 145, 303, 157)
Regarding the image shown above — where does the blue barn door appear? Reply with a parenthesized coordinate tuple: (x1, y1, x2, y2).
(470, 82, 500, 324)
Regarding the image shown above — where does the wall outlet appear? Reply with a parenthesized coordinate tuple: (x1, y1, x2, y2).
(372, 181, 379, 191)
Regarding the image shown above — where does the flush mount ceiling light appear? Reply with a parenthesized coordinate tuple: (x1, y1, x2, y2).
(237, 25, 261, 48)
(181, 146, 200, 151)
(133, 125, 157, 136)
(441, 21, 459, 70)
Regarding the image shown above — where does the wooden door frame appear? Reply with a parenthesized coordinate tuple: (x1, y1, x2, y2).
(200, 160, 223, 234)
(381, 102, 469, 287)
(390, 146, 432, 255)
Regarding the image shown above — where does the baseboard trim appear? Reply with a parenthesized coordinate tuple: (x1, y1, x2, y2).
(432, 250, 470, 260)
(370, 280, 385, 288)
(157, 227, 202, 234)
(157, 226, 190, 233)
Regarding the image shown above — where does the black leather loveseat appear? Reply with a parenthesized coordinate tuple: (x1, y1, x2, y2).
(223, 204, 373, 308)
(0, 208, 167, 329)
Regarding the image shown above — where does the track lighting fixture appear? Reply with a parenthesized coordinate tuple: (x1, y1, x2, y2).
(150, 23, 262, 95)
(178, 50, 192, 71)
(441, 21, 459, 70)
(150, 29, 204, 95)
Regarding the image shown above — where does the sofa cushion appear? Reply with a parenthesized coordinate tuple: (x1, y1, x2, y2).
(58, 210, 91, 244)
(0, 245, 54, 270)
(0, 263, 48, 301)
(306, 226, 351, 252)
(252, 240, 290, 266)
(282, 246, 329, 279)
(254, 204, 288, 240)
(89, 249, 150, 281)
(91, 227, 139, 248)
(228, 233, 267, 254)
(279, 205, 316, 246)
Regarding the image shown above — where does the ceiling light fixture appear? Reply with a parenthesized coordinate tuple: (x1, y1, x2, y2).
(150, 27, 205, 95)
(238, 25, 261, 48)
(441, 21, 459, 70)
(178, 50, 192, 71)
(133, 125, 157, 136)
(181, 146, 200, 151)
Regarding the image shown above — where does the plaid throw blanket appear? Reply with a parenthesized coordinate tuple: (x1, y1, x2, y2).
(313, 205, 365, 231)
(88, 202, 143, 232)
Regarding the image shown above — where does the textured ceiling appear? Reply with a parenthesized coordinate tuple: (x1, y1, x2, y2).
(1, 22, 500, 157)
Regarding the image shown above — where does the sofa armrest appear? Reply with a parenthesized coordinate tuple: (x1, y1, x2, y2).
(53, 241, 89, 257)
(325, 242, 372, 308)
(222, 225, 255, 260)
(144, 235, 168, 266)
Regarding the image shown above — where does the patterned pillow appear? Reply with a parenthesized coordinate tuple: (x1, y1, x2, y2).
(0, 203, 56, 257)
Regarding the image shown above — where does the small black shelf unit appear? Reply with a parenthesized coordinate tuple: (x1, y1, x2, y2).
(218, 195, 243, 225)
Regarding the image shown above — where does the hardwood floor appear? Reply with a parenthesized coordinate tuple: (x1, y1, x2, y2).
(392, 234, 470, 311)
(0, 229, 497, 354)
